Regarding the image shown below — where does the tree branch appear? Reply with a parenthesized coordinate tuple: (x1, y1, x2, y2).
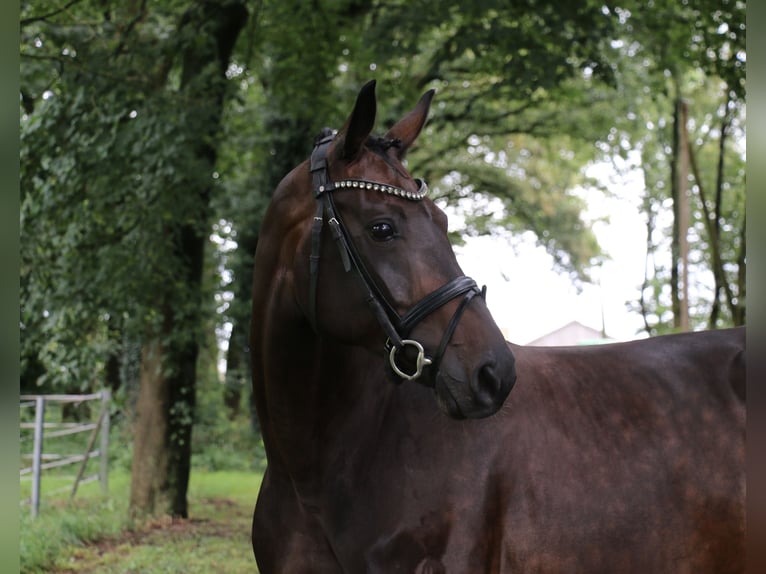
(20, 0, 88, 27)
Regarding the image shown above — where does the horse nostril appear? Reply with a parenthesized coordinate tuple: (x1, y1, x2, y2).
(476, 363, 502, 399)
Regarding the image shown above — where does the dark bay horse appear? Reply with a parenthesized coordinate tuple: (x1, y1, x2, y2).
(249, 80, 745, 573)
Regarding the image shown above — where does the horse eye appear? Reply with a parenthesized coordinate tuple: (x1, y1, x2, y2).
(369, 221, 396, 242)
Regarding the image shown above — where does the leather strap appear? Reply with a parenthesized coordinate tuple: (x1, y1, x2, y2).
(429, 286, 484, 379)
(399, 276, 480, 336)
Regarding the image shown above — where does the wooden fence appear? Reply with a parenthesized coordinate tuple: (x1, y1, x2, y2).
(19, 390, 111, 518)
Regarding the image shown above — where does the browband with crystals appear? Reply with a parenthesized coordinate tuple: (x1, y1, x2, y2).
(316, 178, 429, 201)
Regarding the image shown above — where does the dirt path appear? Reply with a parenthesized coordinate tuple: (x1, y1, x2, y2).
(51, 498, 257, 573)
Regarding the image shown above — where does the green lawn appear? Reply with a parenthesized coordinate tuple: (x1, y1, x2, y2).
(20, 469, 262, 574)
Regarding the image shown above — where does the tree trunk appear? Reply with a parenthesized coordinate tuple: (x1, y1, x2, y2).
(686, 97, 745, 329)
(223, 233, 259, 421)
(638, 171, 657, 336)
(687, 110, 727, 329)
(670, 97, 690, 331)
(677, 100, 690, 331)
(130, 340, 171, 519)
(735, 219, 745, 325)
(129, 0, 247, 520)
(223, 315, 248, 421)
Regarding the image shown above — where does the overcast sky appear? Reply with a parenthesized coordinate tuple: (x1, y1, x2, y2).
(454, 158, 650, 345)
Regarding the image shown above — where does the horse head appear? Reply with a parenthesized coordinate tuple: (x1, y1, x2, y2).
(255, 80, 516, 419)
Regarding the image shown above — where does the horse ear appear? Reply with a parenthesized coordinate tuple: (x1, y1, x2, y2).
(338, 80, 377, 160)
(384, 89, 435, 158)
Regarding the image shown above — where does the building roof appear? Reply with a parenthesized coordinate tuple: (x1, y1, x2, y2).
(525, 320, 612, 346)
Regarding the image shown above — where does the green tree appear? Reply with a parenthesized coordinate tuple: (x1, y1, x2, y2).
(20, 0, 248, 518)
(354, 0, 620, 281)
(605, 0, 746, 333)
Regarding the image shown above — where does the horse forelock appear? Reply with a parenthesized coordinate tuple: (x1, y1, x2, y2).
(366, 134, 402, 153)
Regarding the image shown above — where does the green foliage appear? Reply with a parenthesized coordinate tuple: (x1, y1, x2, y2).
(340, 0, 632, 281)
(20, 1, 241, 392)
(365, 0, 617, 92)
(191, 377, 265, 472)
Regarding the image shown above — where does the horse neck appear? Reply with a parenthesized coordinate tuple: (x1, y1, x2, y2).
(253, 306, 393, 481)
(251, 180, 401, 485)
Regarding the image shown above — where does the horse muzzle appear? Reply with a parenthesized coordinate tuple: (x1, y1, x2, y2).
(433, 349, 516, 419)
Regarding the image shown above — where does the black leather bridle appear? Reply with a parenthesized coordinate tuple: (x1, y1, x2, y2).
(307, 132, 485, 385)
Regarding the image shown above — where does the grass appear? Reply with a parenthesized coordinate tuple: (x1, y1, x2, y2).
(20, 469, 263, 574)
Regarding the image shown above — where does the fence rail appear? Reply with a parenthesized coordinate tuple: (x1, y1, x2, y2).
(19, 390, 111, 518)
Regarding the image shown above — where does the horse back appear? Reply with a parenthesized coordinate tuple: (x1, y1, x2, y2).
(495, 327, 745, 573)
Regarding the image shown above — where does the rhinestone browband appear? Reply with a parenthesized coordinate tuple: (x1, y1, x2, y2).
(319, 178, 429, 201)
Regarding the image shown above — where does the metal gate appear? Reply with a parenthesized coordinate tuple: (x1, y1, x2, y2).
(19, 390, 111, 518)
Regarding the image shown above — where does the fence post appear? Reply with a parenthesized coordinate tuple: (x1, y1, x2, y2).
(99, 389, 111, 495)
(31, 396, 45, 519)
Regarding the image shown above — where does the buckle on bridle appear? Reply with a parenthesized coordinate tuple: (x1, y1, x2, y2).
(388, 339, 433, 381)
